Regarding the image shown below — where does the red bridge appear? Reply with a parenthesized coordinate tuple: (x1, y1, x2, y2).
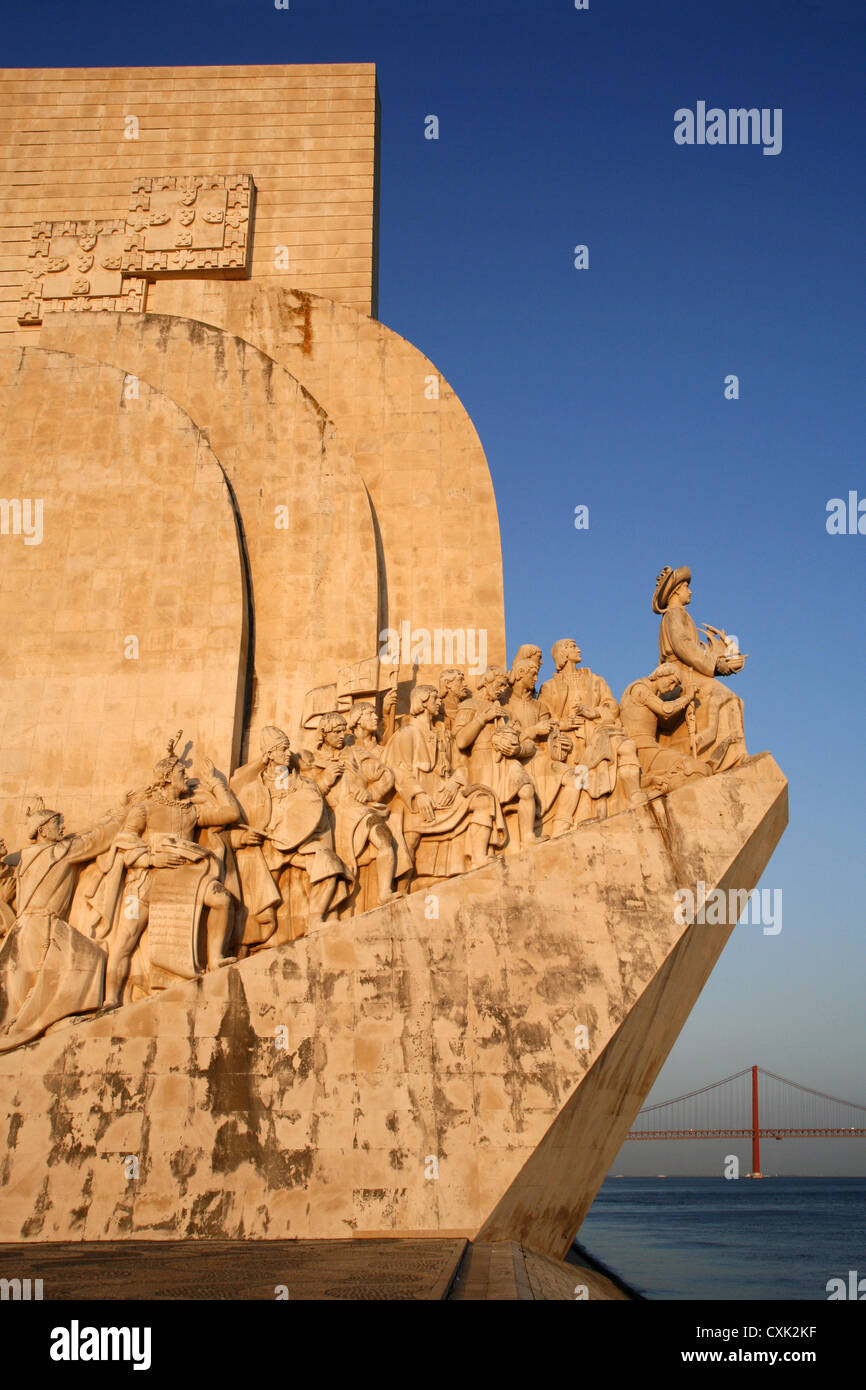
(627, 1065, 866, 1174)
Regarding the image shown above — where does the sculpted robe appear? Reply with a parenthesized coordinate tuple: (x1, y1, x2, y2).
(383, 717, 504, 876)
(0, 817, 121, 1052)
(539, 668, 619, 765)
(539, 667, 636, 804)
(452, 697, 535, 807)
(658, 607, 746, 770)
(229, 756, 349, 943)
(313, 745, 410, 882)
(500, 687, 573, 818)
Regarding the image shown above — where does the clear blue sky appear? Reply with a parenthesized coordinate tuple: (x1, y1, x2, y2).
(7, 0, 865, 1173)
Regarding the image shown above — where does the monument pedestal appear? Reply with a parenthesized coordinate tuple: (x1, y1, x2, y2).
(0, 755, 787, 1265)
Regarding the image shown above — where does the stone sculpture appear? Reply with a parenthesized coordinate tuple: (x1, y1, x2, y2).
(503, 657, 579, 837)
(0, 570, 753, 1048)
(619, 665, 712, 792)
(437, 668, 471, 732)
(311, 711, 402, 908)
(384, 684, 502, 878)
(104, 733, 238, 1005)
(0, 844, 14, 937)
(540, 639, 642, 819)
(0, 61, 785, 1296)
(228, 725, 350, 947)
(345, 701, 384, 751)
(0, 796, 124, 1049)
(453, 668, 546, 850)
(653, 565, 748, 772)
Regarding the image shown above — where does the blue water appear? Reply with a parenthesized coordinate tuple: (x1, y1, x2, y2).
(576, 1177, 866, 1300)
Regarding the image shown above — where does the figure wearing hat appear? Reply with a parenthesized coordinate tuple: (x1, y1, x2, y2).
(8, 797, 126, 917)
(228, 725, 351, 950)
(104, 733, 239, 1006)
(652, 566, 747, 773)
(0, 795, 126, 1050)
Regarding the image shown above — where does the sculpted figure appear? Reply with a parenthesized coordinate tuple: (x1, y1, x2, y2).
(454, 667, 547, 848)
(653, 566, 747, 772)
(104, 734, 238, 1006)
(312, 712, 404, 907)
(503, 657, 579, 837)
(229, 725, 350, 949)
(66, 786, 147, 943)
(0, 796, 125, 1050)
(345, 702, 414, 896)
(513, 645, 543, 680)
(384, 684, 503, 879)
(345, 700, 384, 752)
(437, 668, 471, 732)
(0, 841, 15, 937)
(540, 639, 642, 819)
(539, 639, 619, 756)
(619, 665, 711, 793)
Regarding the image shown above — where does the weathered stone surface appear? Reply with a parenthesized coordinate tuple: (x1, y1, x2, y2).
(0, 346, 246, 847)
(0, 755, 786, 1246)
(0, 63, 380, 337)
(38, 311, 381, 748)
(146, 281, 507, 677)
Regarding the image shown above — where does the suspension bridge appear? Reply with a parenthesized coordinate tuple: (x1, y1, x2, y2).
(627, 1065, 866, 1175)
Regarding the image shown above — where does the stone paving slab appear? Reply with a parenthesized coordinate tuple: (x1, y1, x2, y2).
(0, 1238, 626, 1300)
(0, 1238, 467, 1301)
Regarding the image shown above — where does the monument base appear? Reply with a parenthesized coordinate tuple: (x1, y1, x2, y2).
(0, 755, 787, 1256)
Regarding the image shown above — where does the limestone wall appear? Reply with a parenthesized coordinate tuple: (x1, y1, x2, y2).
(38, 311, 382, 756)
(0, 345, 247, 844)
(0, 63, 379, 340)
(147, 281, 508, 672)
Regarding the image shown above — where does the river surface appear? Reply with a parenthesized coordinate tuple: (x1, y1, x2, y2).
(576, 1176, 866, 1300)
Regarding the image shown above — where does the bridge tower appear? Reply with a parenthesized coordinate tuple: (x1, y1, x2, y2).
(751, 1064, 762, 1177)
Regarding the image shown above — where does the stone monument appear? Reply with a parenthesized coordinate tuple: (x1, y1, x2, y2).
(0, 63, 786, 1300)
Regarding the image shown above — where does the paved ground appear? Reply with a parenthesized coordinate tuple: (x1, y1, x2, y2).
(0, 1238, 628, 1300)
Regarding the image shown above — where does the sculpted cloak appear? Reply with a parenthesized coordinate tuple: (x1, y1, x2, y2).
(314, 745, 411, 882)
(384, 718, 504, 877)
(228, 755, 350, 944)
(452, 697, 535, 806)
(657, 606, 746, 770)
(539, 668, 636, 804)
(0, 817, 121, 1051)
(501, 686, 574, 819)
